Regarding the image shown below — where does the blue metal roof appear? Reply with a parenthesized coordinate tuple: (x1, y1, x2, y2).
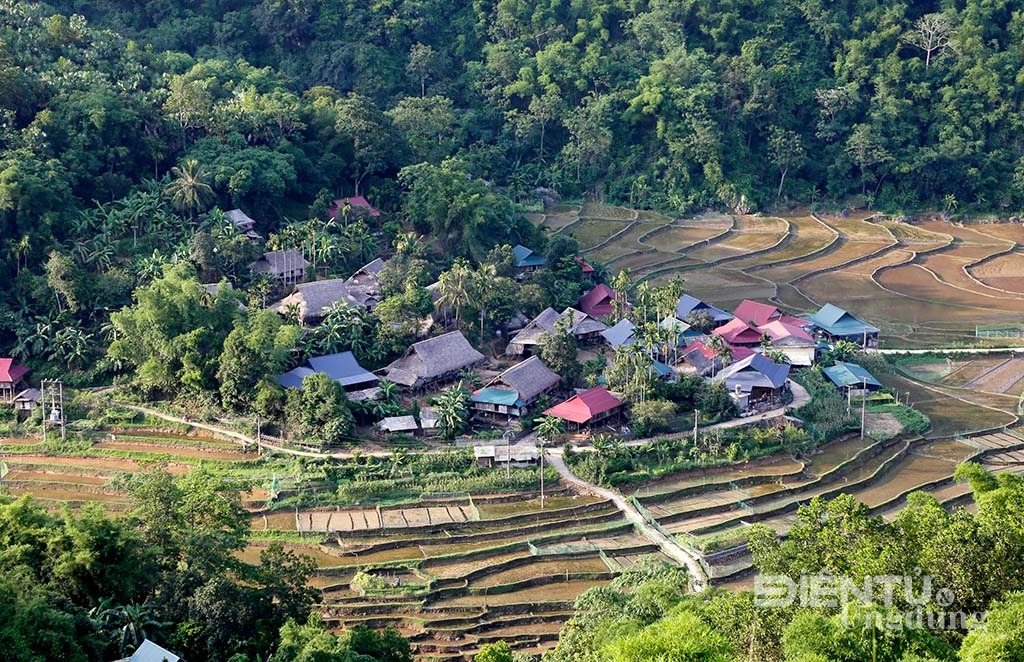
(823, 361, 882, 389)
(471, 388, 523, 407)
(601, 319, 636, 349)
(307, 351, 379, 387)
(676, 294, 733, 322)
(277, 366, 315, 389)
(717, 353, 790, 389)
(513, 244, 546, 268)
(809, 303, 879, 336)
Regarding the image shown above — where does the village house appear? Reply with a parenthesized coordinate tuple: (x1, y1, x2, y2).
(269, 259, 385, 325)
(474, 444, 539, 469)
(756, 320, 817, 366)
(385, 331, 487, 390)
(225, 208, 261, 240)
(0, 358, 29, 402)
(808, 303, 880, 348)
(505, 307, 607, 356)
(276, 351, 378, 392)
(678, 341, 754, 376)
(712, 318, 764, 347)
(544, 386, 625, 429)
(512, 244, 546, 274)
(575, 256, 597, 283)
(823, 361, 883, 394)
(117, 639, 184, 662)
(714, 353, 791, 409)
(378, 415, 419, 435)
(12, 388, 41, 413)
(470, 356, 561, 419)
(248, 249, 309, 287)
(675, 294, 732, 325)
(576, 283, 626, 320)
(601, 319, 637, 350)
(329, 196, 381, 220)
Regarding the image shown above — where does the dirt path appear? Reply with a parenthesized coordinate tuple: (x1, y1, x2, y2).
(545, 448, 710, 592)
(117, 403, 392, 459)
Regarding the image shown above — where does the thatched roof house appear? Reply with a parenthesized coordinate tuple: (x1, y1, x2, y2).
(248, 249, 309, 286)
(505, 307, 607, 356)
(384, 331, 487, 389)
(471, 356, 561, 418)
(225, 209, 261, 240)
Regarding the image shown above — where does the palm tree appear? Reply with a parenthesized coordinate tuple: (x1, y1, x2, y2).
(831, 339, 861, 362)
(536, 415, 566, 445)
(165, 159, 214, 220)
(705, 333, 732, 377)
(437, 258, 473, 326)
(89, 599, 168, 659)
(765, 348, 791, 364)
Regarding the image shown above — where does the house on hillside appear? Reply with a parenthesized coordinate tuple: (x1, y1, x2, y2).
(601, 319, 637, 350)
(276, 366, 315, 390)
(308, 352, 379, 391)
(823, 361, 883, 394)
(276, 351, 378, 392)
(344, 258, 385, 306)
(385, 331, 487, 390)
(575, 256, 596, 283)
(248, 249, 309, 287)
(544, 386, 624, 429)
(329, 196, 381, 220)
(714, 353, 790, 408)
(505, 307, 607, 356)
(678, 341, 754, 376)
(270, 279, 366, 325)
(733, 299, 809, 327)
(470, 356, 561, 418)
(225, 209, 261, 240)
(808, 303, 880, 348)
(576, 284, 627, 320)
(675, 294, 732, 325)
(713, 318, 764, 347)
(119, 639, 184, 662)
(513, 245, 546, 273)
(756, 320, 817, 366)
(12, 388, 41, 413)
(474, 445, 538, 469)
(0, 358, 29, 402)
(378, 415, 419, 434)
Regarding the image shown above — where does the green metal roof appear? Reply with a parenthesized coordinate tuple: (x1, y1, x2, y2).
(470, 388, 522, 406)
(823, 361, 882, 389)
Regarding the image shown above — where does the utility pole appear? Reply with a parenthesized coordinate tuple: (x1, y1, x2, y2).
(41, 379, 66, 442)
(503, 429, 514, 482)
(256, 414, 262, 454)
(847, 386, 852, 415)
(538, 437, 545, 509)
(860, 377, 867, 439)
(693, 409, 700, 442)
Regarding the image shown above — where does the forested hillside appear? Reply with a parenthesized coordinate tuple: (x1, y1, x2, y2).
(34, 0, 1024, 213)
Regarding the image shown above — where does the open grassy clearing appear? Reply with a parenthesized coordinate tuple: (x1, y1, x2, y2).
(558, 218, 631, 250)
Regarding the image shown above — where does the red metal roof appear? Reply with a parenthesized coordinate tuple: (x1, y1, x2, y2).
(544, 386, 623, 424)
(733, 300, 780, 326)
(0, 358, 28, 383)
(576, 284, 624, 319)
(713, 318, 763, 345)
(757, 320, 814, 342)
(330, 196, 381, 218)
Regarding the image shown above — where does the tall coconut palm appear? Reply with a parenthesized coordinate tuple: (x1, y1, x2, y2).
(437, 258, 473, 326)
(706, 333, 732, 377)
(165, 159, 214, 220)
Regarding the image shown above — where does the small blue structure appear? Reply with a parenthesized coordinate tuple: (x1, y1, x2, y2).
(308, 351, 379, 389)
(676, 294, 733, 324)
(513, 244, 546, 270)
(808, 303, 880, 347)
(823, 361, 882, 392)
(277, 351, 378, 391)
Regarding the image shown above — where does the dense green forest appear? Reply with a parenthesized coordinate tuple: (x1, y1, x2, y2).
(3, 0, 1024, 381)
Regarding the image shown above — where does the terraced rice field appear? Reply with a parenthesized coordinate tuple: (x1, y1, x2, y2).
(533, 203, 1024, 347)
